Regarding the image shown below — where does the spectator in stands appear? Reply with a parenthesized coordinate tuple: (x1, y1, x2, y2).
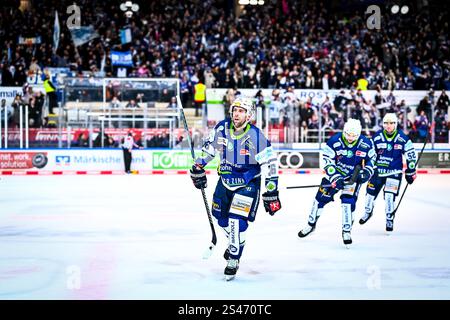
(417, 95, 432, 122)
(223, 88, 236, 121)
(76, 131, 90, 148)
(435, 109, 449, 143)
(414, 110, 430, 143)
(125, 99, 139, 108)
(11, 93, 23, 128)
(28, 96, 42, 128)
(167, 96, 177, 109)
(160, 89, 171, 103)
(43, 70, 57, 114)
(269, 89, 284, 127)
(94, 130, 112, 148)
(437, 90, 449, 114)
(254, 90, 266, 128)
(110, 96, 121, 108)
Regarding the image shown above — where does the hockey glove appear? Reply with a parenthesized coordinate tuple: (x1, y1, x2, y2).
(262, 190, 281, 216)
(330, 175, 345, 190)
(190, 165, 207, 189)
(357, 168, 371, 184)
(405, 168, 417, 184)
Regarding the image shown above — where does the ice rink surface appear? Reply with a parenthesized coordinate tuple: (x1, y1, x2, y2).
(0, 173, 449, 300)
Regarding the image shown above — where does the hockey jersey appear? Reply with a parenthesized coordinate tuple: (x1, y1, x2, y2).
(195, 119, 279, 192)
(322, 132, 376, 181)
(372, 129, 417, 177)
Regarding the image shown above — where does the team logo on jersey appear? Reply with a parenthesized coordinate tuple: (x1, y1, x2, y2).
(240, 149, 250, 156)
(394, 144, 402, 150)
(218, 137, 228, 146)
(227, 142, 234, 151)
(346, 150, 353, 158)
(326, 166, 336, 175)
(266, 181, 276, 192)
(229, 245, 238, 254)
(270, 202, 280, 212)
(355, 151, 366, 157)
(387, 144, 393, 151)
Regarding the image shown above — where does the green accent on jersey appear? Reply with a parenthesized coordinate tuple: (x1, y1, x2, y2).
(376, 162, 389, 167)
(230, 122, 251, 140)
(266, 181, 276, 192)
(383, 129, 397, 142)
(408, 161, 416, 169)
(326, 166, 336, 175)
(217, 166, 232, 175)
(336, 167, 346, 176)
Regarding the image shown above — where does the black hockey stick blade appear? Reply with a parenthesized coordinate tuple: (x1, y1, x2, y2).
(286, 164, 362, 190)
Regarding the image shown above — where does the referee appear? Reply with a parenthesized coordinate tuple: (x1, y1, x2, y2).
(122, 131, 142, 173)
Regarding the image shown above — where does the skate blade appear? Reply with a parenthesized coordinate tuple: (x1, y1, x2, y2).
(345, 244, 351, 249)
(225, 275, 236, 281)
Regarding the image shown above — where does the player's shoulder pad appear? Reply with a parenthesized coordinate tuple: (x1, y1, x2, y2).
(396, 130, 409, 143)
(372, 130, 383, 142)
(327, 132, 342, 148)
(358, 135, 373, 150)
(214, 119, 228, 132)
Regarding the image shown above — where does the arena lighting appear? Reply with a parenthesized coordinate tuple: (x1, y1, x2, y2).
(391, 5, 400, 14)
(391, 4, 409, 15)
(239, 0, 265, 5)
(120, 1, 139, 17)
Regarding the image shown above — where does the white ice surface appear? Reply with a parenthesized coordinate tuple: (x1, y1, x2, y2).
(0, 174, 449, 299)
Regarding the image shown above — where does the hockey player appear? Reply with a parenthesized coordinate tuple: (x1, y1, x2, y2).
(189, 98, 282, 280)
(298, 118, 376, 246)
(359, 113, 417, 231)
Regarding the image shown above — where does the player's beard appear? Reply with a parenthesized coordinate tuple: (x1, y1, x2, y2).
(233, 117, 247, 131)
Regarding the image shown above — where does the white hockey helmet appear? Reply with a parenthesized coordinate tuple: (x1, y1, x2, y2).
(343, 118, 362, 142)
(229, 98, 255, 122)
(383, 113, 398, 130)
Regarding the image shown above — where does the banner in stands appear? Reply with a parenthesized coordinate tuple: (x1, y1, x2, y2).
(0, 151, 49, 170)
(416, 151, 450, 168)
(0, 87, 23, 105)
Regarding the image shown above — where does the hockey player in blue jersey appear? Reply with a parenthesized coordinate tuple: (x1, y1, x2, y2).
(189, 98, 282, 280)
(298, 118, 376, 246)
(359, 113, 417, 231)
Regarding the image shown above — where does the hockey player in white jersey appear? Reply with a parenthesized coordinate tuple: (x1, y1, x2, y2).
(190, 98, 281, 280)
(359, 113, 418, 231)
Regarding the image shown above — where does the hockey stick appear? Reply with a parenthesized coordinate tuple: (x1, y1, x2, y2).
(286, 165, 362, 190)
(177, 96, 217, 259)
(392, 132, 429, 216)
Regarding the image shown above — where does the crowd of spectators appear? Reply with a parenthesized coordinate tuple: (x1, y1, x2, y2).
(1, 0, 449, 93)
(257, 86, 449, 143)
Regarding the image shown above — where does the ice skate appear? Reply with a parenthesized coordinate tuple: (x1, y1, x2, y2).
(298, 224, 316, 238)
(386, 219, 394, 232)
(224, 258, 239, 281)
(342, 231, 352, 248)
(359, 210, 373, 225)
